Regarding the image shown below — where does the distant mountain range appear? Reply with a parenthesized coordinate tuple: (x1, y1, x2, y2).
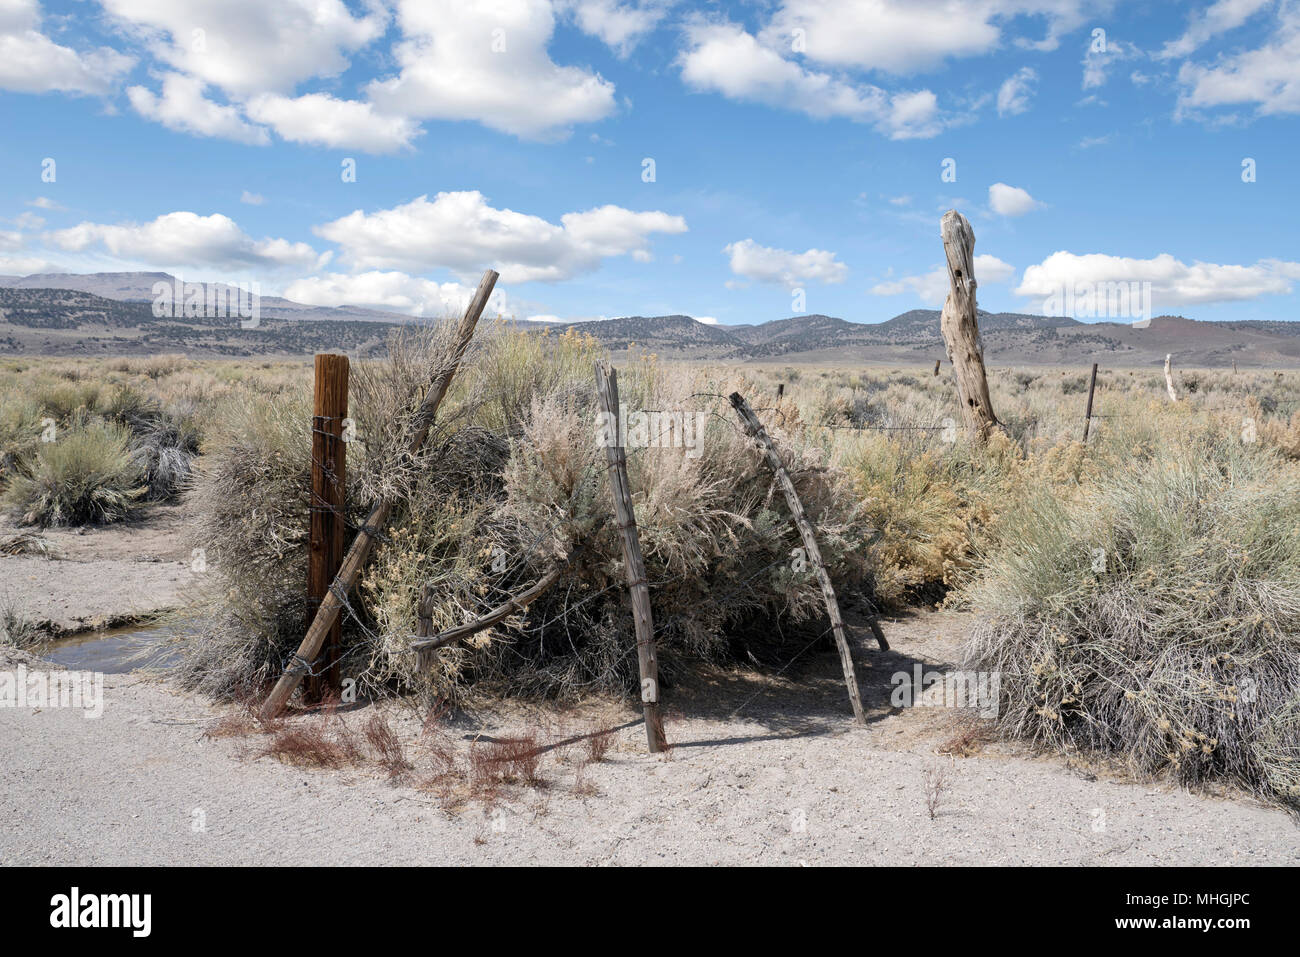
(2, 271, 1298, 367)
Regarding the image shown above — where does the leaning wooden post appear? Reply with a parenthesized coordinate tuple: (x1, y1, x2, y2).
(1164, 353, 1179, 402)
(594, 361, 666, 754)
(1081, 362, 1099, 444)
(306, 353, 349, 700)
(259, 269, 499, 720)
(728, 391, 869, 726)
(933, 359, 941, 377)
(939, 210, 1002, 443)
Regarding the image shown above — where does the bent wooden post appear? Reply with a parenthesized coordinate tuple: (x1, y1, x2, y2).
(939, 210, 1002, 443)
(412, 552, 579, 668)
(306, 353, 349, 700)
(1081, 362, 1099, 444)
(728, 391, 869, 726)
(595, 361, 666, 754)
(259, 269, 499, 720)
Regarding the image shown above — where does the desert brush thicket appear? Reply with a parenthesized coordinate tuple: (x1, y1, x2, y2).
(5, 349, 1298, 806)
(0, 358, 206, 525)
(176, 325, 875, 702)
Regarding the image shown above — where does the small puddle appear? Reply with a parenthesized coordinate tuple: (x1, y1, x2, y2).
(42, 623, 182, 674)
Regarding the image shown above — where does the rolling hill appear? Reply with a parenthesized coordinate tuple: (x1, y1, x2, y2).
(1, 272, 1298, 367)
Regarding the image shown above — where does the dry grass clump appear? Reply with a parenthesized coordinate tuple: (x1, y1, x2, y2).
(961, 434, 1300, 808)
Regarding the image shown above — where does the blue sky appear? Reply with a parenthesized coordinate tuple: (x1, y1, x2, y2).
(1, 0, 1298, 325)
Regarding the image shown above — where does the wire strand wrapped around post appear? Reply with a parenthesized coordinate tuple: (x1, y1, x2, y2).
(258, 268, 499, 721)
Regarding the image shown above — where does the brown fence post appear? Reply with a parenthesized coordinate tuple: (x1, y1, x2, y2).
(933, 359, 941, 377)
(1081, 362, 1099, 444)
(260, 269, 499, 721)
(594, 361, 666, 754)
(729, 390, 870, 725)
(307, 353, 349, 700)
(939, 210, 1002, 443)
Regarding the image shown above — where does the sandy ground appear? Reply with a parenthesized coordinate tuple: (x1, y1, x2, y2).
(2, 610, 1296, 866)
(0, 501, 193, 635)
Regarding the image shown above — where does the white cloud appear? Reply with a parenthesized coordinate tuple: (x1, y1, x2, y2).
(561, 0, 667, 56)
(761, 0, 1098, 73)
(724, 239, 848, 286)
(1016, 251, 1300, 307)
(101, 0, 386, 98)
(1157, 0, 1270, 60)
(27, 196, 63, 210)
(997, 66, 1038, 116)
(988, 182, 1043, 216)
(284, 271, 509, 318)
(0, 0, 134, 95)
(47, 210, 323, 272)
(1175, 5, 1300, 117)
(366, 0, 617, 141)
(244, 93, 422, 153)
(240, 191, 264, 206)
(315, 191, 686, 283)
(1082, 36, 1139, 89)
(678, 20, 945, 139)
(0, 254, 56, 274)
(127, 72, 270, 145)
(871, 254, 1014, 305)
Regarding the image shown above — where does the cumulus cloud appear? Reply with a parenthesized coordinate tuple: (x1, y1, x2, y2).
(46, 211, 323, 272)
(244, 93, 422, 153)
(367, 0, 617, 141)
(560, 0, 667, 56)
(1175, 4, 1300, 117)
(988, 182, 1043, 216)
(284, 270, 509, 318)
(723, 239, 848, 286)
(997, 66, 1038, 116)
(760, 0, 1097, 73)
(315, 191, 687, 283)
(678, 20, 946, 139)
(128, 72, 270, 145)
(871, 254, 1014, 305)
(101, 0, 386, 97)
(0, 0, 134, 95)
(1016, 251, 1300, 308)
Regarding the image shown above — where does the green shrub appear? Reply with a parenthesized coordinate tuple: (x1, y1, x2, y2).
(2, 416, 147, 526)
(962, 437, 1300, 807)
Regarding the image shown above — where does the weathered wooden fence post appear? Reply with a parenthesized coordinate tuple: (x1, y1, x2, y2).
(1081, 362, 1099, 444)
(729, 390, 872, 726)
(1164, 353, 1179, 402)
(307, 353, 349, 700)
(938, 210, 1002, 443)
(933, 359, 941, 377)
(260, 269, 499, 720)
(594, 360, 666, 754)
